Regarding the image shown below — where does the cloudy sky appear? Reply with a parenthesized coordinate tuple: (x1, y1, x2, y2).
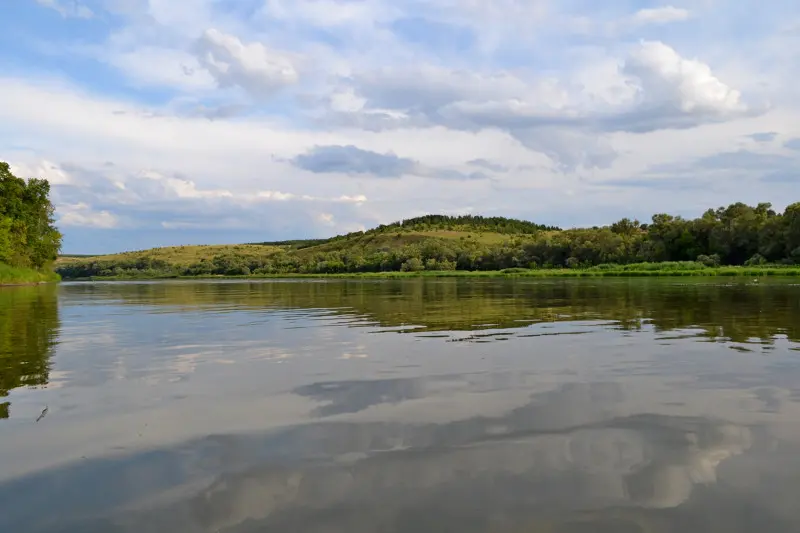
(2, 0, 799, 253)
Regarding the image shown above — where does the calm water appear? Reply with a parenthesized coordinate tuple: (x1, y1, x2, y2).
(1, 279, 800, 532)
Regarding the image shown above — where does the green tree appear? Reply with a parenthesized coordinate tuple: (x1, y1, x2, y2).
(0, 162, 62, 269)
(401, 257, 424, 272)
(784, 203, 800, 262)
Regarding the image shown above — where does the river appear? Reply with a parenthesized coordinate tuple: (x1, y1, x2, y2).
(1, 278, 799, 532)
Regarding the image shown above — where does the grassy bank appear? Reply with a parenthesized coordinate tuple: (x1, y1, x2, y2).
(61, 264, 800, 281)
(0, 264, 61, 285)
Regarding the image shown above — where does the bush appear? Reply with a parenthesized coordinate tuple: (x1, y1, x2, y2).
(400, 257, 424, 272)
(696, 255, 719, 267)
(438, 259, 456, 271)
(744, 254, 766, 266)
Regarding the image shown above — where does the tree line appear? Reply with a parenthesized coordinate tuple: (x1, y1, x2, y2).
(375, 214, 561, 234)
(0, 162, 62, 270)
(57, 201, 800, 278)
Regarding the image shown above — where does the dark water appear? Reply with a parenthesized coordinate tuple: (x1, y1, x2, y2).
(1, 279, 800, 532)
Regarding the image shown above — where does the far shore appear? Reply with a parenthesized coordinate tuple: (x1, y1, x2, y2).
(57, 266, 800, 282)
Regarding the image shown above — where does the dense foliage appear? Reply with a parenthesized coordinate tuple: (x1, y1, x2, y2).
(0, 162, 62, 270)
(57, 201, 800, 279)
(373, 214, 561, 234)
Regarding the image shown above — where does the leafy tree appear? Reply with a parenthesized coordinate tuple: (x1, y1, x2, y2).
(0, 162, 62, 269)
(400, 257, 424, 272)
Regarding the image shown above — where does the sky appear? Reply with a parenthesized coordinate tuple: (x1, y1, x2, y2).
(1, 0, 799, 253)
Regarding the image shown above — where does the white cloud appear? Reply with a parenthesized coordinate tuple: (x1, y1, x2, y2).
(58, 203, 119, 228)
(253, 192, 368, 204)
(256, 190, 296, 201)
(337, 194, 368, 204)
(10, 160, 73, 185)
(624, 40, 746, 116)
(318, 41, 752, 168)
(165, 177, 233, 199)
(630, 6, 691, 25)
(4, 0, 800, 249)
(194, 29, 299, 97)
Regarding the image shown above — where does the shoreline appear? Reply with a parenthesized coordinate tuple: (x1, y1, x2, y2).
(0, 281, 58, 287)
(59, 266, 800, 282)
(0, 265, 61, 286)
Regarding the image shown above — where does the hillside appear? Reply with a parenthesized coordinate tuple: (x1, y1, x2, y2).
(252, 215, 559, 251)
(57, 218, 528, 278)
(55, 203, 800, 279)
(58, 244, 281, 267)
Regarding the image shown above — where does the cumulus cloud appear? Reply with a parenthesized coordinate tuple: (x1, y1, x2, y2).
(623, 41, 746, 117)
(433, 40, 749, 134)
(58, 203, 119, 229)
(194, 29, 299, 97)
(317, 41, 752, 168)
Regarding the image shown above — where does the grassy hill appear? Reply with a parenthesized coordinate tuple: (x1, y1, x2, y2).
(55, 204, 800, 279)
(56, 232, 521, 279)
(57, 244, 281, 267)
(56, 214, 557, 279)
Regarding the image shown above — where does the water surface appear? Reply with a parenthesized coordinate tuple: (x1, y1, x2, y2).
(1, 278, 800, 532)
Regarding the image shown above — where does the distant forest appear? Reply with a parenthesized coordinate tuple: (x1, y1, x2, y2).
(58, 201, 800, 278)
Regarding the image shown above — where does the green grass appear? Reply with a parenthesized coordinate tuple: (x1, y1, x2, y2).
(0, 264, 61, 285)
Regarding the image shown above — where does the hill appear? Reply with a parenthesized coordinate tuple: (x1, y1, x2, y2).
(252, 215, 560, 249)
(55, 203, 800, 279)
(56, 216, 535, 278)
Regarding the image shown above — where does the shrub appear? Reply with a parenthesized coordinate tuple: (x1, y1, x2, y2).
(400, 257, 424, 272)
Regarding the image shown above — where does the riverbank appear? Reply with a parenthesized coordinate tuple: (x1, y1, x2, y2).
(60, 265, 800, 281)
(0, 264, 61, 286)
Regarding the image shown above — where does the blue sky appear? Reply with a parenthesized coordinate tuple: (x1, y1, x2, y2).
(2, 0, 799, 253)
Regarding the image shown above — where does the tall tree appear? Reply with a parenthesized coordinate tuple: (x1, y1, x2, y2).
(0, 162, 62, 268)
